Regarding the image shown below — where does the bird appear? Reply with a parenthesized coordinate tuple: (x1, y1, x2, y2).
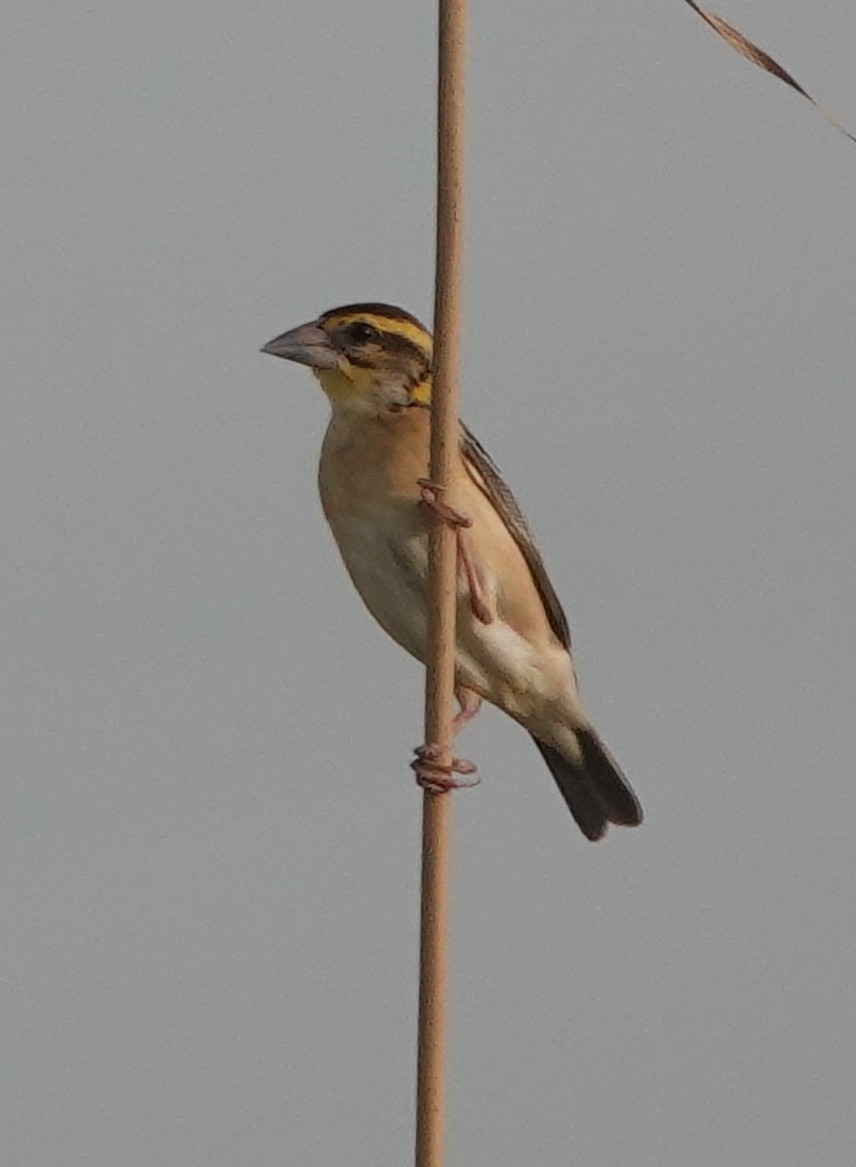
(261, 302, 642, 840)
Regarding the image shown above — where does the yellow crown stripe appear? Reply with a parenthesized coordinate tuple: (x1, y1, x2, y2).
(324, 312, 433, 354)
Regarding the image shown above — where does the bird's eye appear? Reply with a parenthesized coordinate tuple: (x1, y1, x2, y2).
(349, 322, 379, 343)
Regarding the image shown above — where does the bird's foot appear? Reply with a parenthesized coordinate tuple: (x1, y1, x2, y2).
(416, 478, 472, 528)
(411, 744, 480, 793)
(416, 479, 494, 626)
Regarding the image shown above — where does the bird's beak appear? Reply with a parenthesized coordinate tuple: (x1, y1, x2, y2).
(260, 321, 339, 369)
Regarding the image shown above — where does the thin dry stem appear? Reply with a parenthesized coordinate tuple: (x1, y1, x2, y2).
(415, 1, 467, 1165)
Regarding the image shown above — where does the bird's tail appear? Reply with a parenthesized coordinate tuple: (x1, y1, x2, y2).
(531, 728, 643, 841)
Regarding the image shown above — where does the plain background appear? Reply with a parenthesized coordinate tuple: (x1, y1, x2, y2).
(3, 2, 856, 1164)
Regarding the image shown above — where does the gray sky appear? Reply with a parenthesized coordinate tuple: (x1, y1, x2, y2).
(3, 2, 856, 1164)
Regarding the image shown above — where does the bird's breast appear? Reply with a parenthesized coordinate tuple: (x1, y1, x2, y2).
(318, 410, 434, 660)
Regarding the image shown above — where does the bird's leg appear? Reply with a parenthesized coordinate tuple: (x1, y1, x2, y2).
(412, 483, 487, 791)
(411, 690, 483, 793)
(416, 478, 494, 625)
(456, 538, 494, 626)
(453, 687, 482, 733)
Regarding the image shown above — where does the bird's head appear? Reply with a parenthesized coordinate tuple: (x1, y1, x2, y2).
(262, 303, 433, 414)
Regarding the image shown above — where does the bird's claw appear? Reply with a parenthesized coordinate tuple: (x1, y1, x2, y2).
(411, 743, 480, 793)
(416, 478, 473, 529)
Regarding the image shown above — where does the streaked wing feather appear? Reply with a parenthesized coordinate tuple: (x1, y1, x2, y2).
(461, 425, 571, 649)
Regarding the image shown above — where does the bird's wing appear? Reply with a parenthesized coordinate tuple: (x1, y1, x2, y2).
(460, 424, 572, 650)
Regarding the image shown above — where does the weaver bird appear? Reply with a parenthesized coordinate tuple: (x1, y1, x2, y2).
(261, 303, 642, 840)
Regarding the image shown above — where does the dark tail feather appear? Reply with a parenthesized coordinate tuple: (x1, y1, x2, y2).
(531, 729, 643, 841)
